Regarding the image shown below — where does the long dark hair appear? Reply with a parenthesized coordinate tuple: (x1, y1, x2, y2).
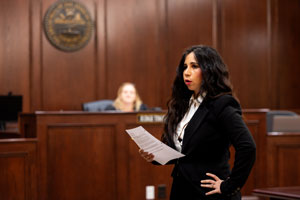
(162, 45, 234, 147)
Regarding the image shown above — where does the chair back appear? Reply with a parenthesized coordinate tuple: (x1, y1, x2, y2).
(266, 110, 298, 132)
(273, 115, 300, 132)
(82, 100, 113, 111)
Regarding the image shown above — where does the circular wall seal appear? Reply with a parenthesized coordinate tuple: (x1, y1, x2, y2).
(44, 0, 93, 52)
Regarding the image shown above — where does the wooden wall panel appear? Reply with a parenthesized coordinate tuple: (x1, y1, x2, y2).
(41, 0, 97, 110)
(0, 155, 26, 200)
(220, 0, 269, 108)
(22, 111, 267, 199)
(31, 0, 43, 110)
(106, 0, 164, 107)
(30, 112, 173, 200)
(33, 113, 121, 200)
(0, 139, 38, 200)
(0, 0, 300, 112)
(267, 134, 300, 187)
(277, 146, 300, 186)
(0, 0, 30, 111)
(271, 0, 300, 109)
(46, 125, 116, 200)
(96, 0, 107, 100)
(165, 0, 214, 103)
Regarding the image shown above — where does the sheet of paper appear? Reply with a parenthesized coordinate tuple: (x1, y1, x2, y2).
(126, 126, 185, 165)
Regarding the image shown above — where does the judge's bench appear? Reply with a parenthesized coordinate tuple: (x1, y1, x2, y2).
(0, 110, 300, 200)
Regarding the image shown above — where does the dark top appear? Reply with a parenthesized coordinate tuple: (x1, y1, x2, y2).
(104, 103, 148, 111)
(162, 95, 256, 200)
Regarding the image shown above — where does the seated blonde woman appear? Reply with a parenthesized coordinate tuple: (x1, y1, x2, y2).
(105, 82, 148, 111)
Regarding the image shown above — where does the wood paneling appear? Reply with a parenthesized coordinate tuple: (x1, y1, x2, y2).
(166, 0, 214, 104)
(41, 0, 97, 110)
(267, 133, 300, 187)
(220, 0, 269, 108)
(96, 0, 107, 100)
(0, 0, 300, 111)
(30, 0, 43, 110)
(0, 0, 30, 111)
(18, 110, 267, 199)
(27, 112, 174, 200)
(0, 139, 38, 200)
(47, 125, 116, 199)
(270, 0, 300, 109)
(106, 0, 164, 107)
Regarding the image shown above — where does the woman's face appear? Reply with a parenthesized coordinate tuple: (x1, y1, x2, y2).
(183, 52, 203, 95)
(120, 84, 137, 104)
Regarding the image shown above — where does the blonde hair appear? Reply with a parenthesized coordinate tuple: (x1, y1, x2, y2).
(113, 82, 143, 111)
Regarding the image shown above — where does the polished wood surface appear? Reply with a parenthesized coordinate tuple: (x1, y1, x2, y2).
(270, 0, 300, 109)
(0, 109, 299, 199)
(267, 132, 300, 187)
(253, 186, 300, 200)
(220, 0, 268, 108)
(166, 0, 214, 104)
(0, 0, 30, 111)
(0, 138, 38, 200)
(1, 0, 300, 111)
(21, 111, 173, 200)
(1, 110, 299, 199)
(16, 110, 266, 200)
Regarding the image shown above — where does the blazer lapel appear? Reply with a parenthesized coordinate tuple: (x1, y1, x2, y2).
(181, 103, 209, 152)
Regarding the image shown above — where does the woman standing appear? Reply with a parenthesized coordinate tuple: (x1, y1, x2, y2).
(140, 45, 256, 200)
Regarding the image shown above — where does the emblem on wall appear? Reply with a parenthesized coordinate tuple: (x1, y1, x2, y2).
(43, 0, 93, 52)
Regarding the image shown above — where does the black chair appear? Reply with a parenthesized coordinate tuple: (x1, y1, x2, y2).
(82, 100, 113, 112)
(266, 110, 298, 132)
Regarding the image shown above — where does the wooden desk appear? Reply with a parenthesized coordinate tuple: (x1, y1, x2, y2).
(266, 132, 300, 187)
(17, 110, 267, 200)
(0, 138, 38, 200)
(253, 186, 300, 200)
(20, 111, 173, 200)
(6, 109, 300, 200)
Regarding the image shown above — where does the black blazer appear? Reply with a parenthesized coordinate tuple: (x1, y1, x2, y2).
(166, 95, 256, 199)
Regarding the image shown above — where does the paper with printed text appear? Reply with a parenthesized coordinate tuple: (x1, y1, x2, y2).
(126, 126, 185, 165)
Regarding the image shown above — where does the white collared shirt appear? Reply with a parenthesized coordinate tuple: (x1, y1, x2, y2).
(174, 95, 204, 152)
